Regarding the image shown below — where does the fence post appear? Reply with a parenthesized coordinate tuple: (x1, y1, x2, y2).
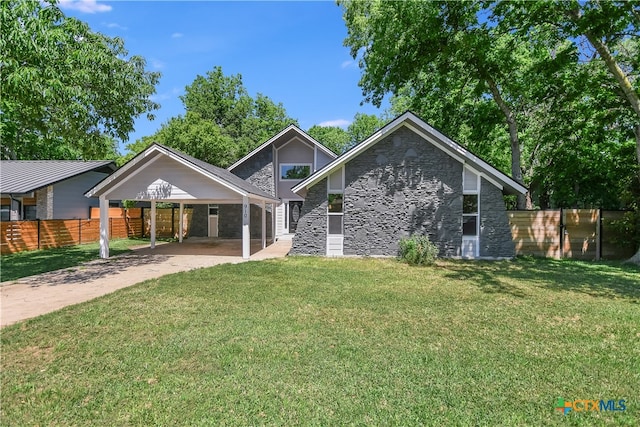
(78, 218, 82, 244)
(171, 207, 175, 238)
(109, 217, 112, 238)
(596, 208, 602, 261)
(37, 219, 41, 249)
(559, 208, 564, 259)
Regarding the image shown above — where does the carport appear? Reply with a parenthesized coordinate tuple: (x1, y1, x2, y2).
(85, 143, 280, 260)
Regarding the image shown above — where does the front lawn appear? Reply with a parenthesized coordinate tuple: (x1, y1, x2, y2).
(1, 257, 638, 425)
(0, 238, 149, 282)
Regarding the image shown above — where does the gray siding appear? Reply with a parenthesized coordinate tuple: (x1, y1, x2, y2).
(52, 171, 106, 219)
(479, 177, 515, 257)
(342, 127, 463, 257)
(316, 150, 334, 170)
(290, 178, 328, 255)
(277, 140, 314, 200)
(232, 146, 274, 196)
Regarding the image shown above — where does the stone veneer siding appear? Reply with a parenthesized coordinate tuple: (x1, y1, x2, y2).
(35, 185, 54, 219)
(231, 147, 274, 196)
(342, 127, 463, 257)
(217, 204, 272, 239)
(290, 178, 328, 255)
(479, 177, 516, 257)
(189, 204, 208, 237)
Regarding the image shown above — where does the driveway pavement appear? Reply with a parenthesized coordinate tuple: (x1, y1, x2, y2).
(1, 239, 291, 327)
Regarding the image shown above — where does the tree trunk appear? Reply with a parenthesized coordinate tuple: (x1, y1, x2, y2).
(485, 76, 529, 209)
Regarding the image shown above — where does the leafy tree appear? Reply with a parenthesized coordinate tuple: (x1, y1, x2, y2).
(307, 125, 350, 154)
(339, 0, 572, 208)
(347, 113, 385, 147)
(125, 66, 296, 167)
(1, 0, 160, 160)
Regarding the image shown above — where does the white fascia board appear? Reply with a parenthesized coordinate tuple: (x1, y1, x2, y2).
(407, 114, 527, 194)
(229, 125, 337, 171)
(292, 113, 412, 194)
(152, 145, 250, 197)
(85, 148, 161, 197)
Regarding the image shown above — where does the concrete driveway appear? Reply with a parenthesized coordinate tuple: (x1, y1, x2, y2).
(1, 238, 291, 327)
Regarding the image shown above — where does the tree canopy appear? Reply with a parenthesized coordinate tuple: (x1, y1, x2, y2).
(339, 0, 638, 212)
(308, 113, 385, 154)
(1, 0, 160, 160)
(124, 66, 297, 167)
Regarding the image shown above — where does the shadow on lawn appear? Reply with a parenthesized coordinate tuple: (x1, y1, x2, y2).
(5, 252, 171, 287)
(443, 257, 640, 301)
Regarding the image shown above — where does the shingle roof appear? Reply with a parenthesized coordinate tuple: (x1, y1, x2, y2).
(228, 124, 337, 171)
(152, 143, 278, 201)
(86, 143, 280, 203)
(0, 160, 116, 194)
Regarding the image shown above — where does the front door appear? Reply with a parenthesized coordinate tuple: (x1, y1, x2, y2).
(288, 201, 303, 233)
(208, 204, 218, 237)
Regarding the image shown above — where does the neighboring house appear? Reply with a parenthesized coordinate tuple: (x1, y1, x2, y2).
(289, 112, 527, 259)
(0, 160, 116, 221)
(189, 125, 337, 239)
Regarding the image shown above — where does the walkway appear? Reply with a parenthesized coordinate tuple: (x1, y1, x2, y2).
(0, 239, 291, 327)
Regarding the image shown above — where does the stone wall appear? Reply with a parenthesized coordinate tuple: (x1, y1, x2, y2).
(189, 204, 208, 237)
(290, 178, 328, 255)
(232, 147, 274, 196)
(479, 177, 516, 258)
(218, 204, 272, 239)
(35, 185, 53, 219)
(342, 127, 463, 257)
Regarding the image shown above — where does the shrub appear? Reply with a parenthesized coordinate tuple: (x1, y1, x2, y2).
(398, 235, 439, 266)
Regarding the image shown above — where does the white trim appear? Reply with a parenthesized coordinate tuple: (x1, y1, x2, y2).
(228, 125, 337, 171)
(292, 112, 527, 196)
(86, 149, 161, 198)
(99, 196, 109, 258)
(326, 166, 344, 256)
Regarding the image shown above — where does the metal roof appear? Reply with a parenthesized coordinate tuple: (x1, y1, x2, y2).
(0, 160, 116, 194)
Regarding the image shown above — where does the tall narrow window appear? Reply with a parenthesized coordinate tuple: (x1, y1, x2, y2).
(327, 168, 345, 256)
(462, 167, 480, 257)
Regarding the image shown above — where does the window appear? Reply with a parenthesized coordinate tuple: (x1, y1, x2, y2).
(208, 204, 219, 216)
(280, 164, 311, 180)
(1, 205, 10, 221)
(462, 195, 478, 236)
(24, 205, 37, 220)
(462, 167, 480, 257)
(327, 168, 345, 236)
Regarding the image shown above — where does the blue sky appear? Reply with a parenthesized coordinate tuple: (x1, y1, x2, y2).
(58, 0, 389, 152)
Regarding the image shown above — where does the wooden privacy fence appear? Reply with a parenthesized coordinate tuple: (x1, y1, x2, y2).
(508, 209, 634, 260)
(0, 218, 142, 255)
(1, 207, 192, 254)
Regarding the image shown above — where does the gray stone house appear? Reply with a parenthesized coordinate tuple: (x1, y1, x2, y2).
(290, 112, 527, 258)
(190, 125, 337, 240)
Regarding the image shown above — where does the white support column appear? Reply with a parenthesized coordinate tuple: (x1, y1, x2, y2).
(271, 203, 276, 243)
(261, 200, 266, 249)
(99, 196, 109, 258)
(179, 202, 184, 243)
(242, 196, 250, 259)
(150, 200, 156, 249)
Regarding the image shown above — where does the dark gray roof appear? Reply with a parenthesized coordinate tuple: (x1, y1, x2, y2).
(0, 160, 115, 194)
(152, 143, 278, 201)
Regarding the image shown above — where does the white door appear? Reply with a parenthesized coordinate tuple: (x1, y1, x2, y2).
(208, 205, 218, 237)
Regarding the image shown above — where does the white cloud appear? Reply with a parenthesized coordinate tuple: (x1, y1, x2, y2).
(105, 22, 127, 30)
(171, 32, 184, 39)
(151, 59, 165, 70)
(59, 0, 112, 14)
(341, 60, 355, 69)
(318, 119, 351, 128)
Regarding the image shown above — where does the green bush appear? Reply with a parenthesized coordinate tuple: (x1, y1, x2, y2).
(398, 235, 439, 266)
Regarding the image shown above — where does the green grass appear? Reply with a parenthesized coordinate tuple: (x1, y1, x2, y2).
(1, 257, 638, 425)
(0, 238, 147, 282)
